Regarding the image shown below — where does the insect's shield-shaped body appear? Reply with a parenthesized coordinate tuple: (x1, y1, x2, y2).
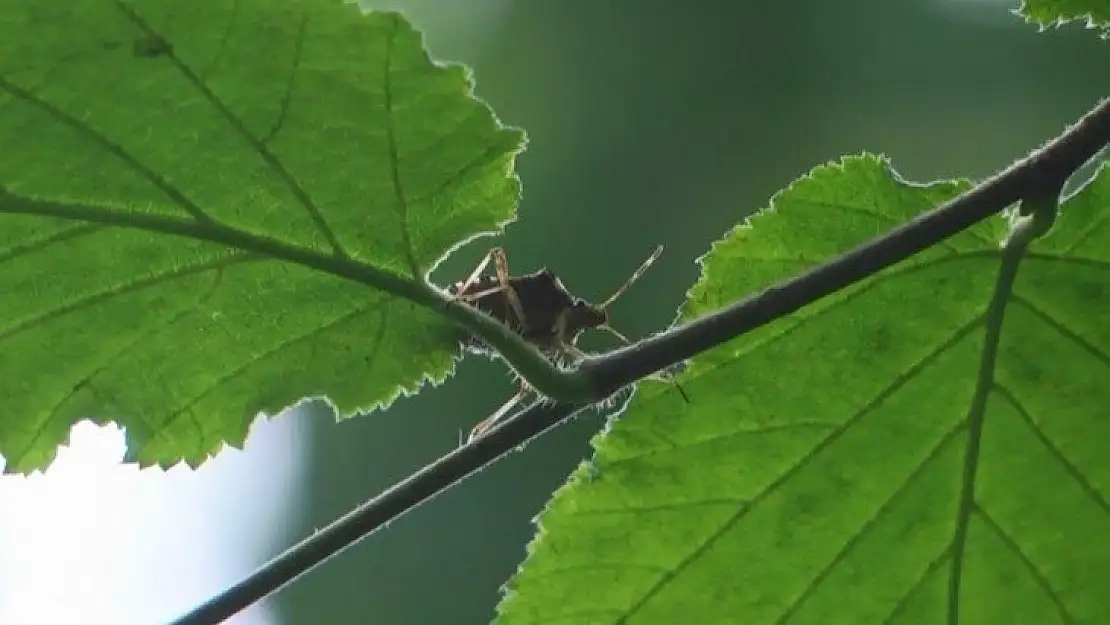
(448, 245, 669, 442)
(450, 268, 607, 359)
(560, 299, 609, 345)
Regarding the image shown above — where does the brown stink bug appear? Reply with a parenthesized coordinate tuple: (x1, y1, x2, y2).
(448, 245, 683, 441)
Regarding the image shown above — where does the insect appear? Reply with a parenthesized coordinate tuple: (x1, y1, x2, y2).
(448, 245, 682, 442)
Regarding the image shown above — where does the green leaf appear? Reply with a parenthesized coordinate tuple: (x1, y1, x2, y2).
(497, 155, 1110, 624)
(1019, 0, 1110, 33)
(0, 2, 525, 472)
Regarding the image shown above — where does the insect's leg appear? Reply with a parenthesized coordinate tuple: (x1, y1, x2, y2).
(566, 327, 692, 404)
(492, 248, 527, 330)
(450, 247, 526, 325)
(449, 248, 513, 316)
(457, 248, 497, 293)
(559, 340, 591, 362)
(466, 387, 528, 443)
(455, 283, 507, 302)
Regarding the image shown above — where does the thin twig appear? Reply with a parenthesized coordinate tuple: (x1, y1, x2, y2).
(169, 97, 1110, 625)
(167, 400, 583, 625)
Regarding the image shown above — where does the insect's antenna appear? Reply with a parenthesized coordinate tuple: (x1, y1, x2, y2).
(595, 244, 661, 347)
(598, 245, 664, 309)
(591, 245, 690, 403)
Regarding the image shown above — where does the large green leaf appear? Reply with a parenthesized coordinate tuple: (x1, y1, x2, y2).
(1020, 0, 1110, 32)
(0, 1, 524, 472)
(497, 155, 1110, 624)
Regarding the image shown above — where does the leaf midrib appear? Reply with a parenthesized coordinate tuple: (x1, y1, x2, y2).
(608, 316, 986, 624)
(2, 5, 425, 278)
(0, 190, 436, 311)
(946, 240, 1030, 625)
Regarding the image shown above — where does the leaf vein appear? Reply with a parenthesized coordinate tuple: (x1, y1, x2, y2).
(359, 303, 392, 383)
(568, 497, 752, 518)
(0, 253, 255, 344)
(154, 299, 389, 446)
(1060, 212, 1108, 256)
(604, 421, 837, 468)
(520, 608, 627, 625)
(773, 422, 966, 625)
(1011, 295, 1110, 372)
(397, 106, 485, 172)
(197, 0, 243, 81)
(1025, 252, 1110, 271)
(111, 2, 348, 257)
(994, 384, 1110, 516)
(799, 198, 991, 250)
(615, 318, 983, 623)
(973, 503, 1076, 624)
(406, 138, 513, 209)
(10, 268, 231, 469)
(0, 192, 430, 308)
(517, 562, 671, 588)
(259, 14, 305, 146)
(880, 544, 954, 625)
(0, 75, 214, 223)
(0, 223, 104, 265)
(681, 251, 995, 386)
(382, 14, 420, 278)
(948, 243, 1028, 625)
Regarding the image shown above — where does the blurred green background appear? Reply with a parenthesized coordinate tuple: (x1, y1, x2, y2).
(270, 1, 1108, 623)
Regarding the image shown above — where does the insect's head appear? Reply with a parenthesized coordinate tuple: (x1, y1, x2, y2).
(563, 299, 609, 341)
(562, 245, 664, 346)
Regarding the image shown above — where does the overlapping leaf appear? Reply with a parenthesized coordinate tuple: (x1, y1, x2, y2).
(498, 155, 1110, 624)
(0, 1, 525, 472)
(1020, 0, 1110, 33)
